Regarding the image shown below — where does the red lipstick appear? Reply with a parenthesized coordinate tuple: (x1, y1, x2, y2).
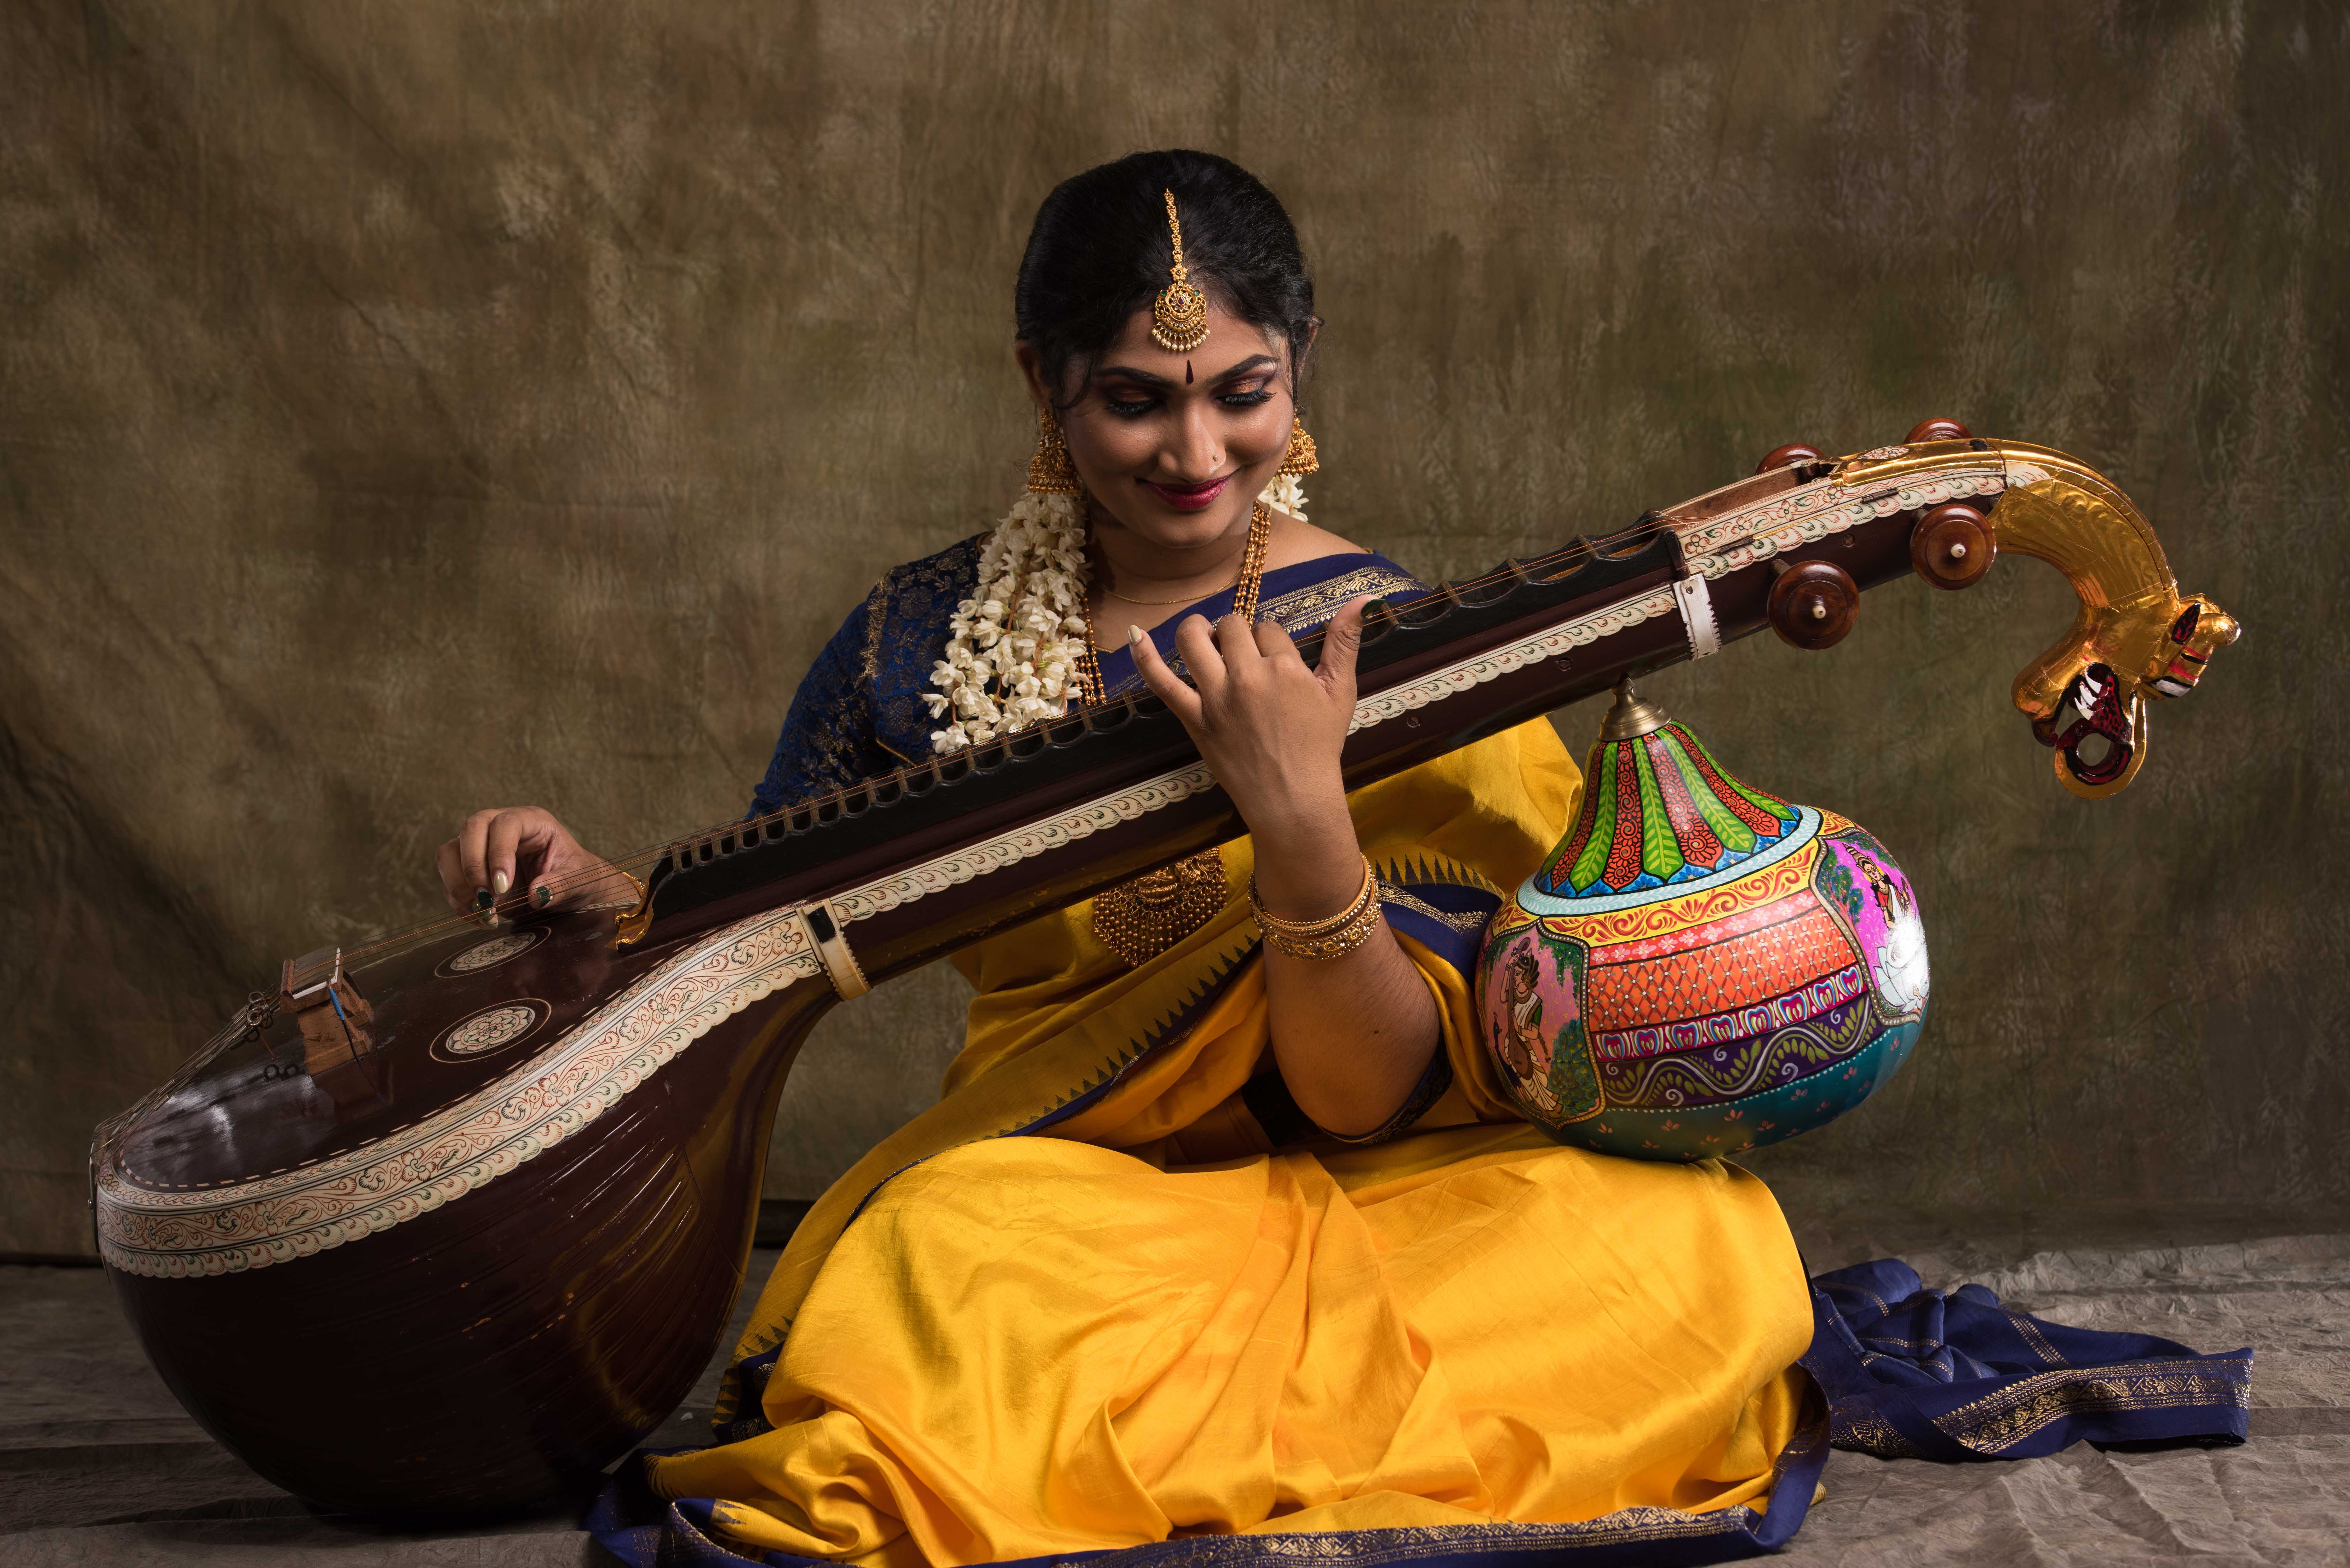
(1144, 475, 1231, 512)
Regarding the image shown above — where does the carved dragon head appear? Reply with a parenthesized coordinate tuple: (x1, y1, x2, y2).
(1979, 444, 2240, 798)
(1832, 435, 2240, 800)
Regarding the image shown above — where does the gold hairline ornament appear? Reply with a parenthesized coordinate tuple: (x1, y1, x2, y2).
(1151, 189, 1211, 354)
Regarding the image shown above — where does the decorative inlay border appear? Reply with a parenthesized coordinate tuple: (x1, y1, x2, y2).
(831, 765, 1219, 923)
(1346, 588, 1684, 736)
(96, 908, 821, 1277)
(1678, 460, 2007, 580)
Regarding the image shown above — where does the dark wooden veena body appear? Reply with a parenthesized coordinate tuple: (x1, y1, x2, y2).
(90, 429, 2238, 1517)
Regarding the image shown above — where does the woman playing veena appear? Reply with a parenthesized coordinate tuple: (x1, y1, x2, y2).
(436, 149, 1814, 1566)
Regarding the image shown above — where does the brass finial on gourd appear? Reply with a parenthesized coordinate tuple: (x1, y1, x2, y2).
(1596, 677, 1673, 741)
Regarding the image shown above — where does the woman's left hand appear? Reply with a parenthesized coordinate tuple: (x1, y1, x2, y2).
(1128, 598, 1371, 920)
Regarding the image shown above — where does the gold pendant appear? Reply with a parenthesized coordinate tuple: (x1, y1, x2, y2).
(1091, 848, 1227, 967)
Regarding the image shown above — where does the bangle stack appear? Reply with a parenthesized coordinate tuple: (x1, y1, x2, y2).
(1249, 854, 1384, 961)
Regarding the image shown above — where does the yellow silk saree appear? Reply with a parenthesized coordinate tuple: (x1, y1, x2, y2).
(645, 719, 1820, 1566)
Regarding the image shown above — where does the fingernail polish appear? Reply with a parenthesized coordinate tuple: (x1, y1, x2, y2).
(1128, 625, 1144, 647)
(534, 884, 552, 909)
(474, 888, 492, 911)
(492, 869, 511, 898)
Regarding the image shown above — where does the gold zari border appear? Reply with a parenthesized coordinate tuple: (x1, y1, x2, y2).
(1932, 1361, 2250, 1454)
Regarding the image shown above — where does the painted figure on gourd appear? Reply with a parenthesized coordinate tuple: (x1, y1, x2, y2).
(1475, 679, 1928, 1161)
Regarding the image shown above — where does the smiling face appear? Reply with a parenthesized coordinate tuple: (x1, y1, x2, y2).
(1018, 295, 1299, 576)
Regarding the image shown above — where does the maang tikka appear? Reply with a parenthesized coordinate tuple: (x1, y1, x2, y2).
(1150, 189, 1210, 353)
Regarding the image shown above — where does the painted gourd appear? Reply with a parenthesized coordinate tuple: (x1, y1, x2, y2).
(1474, 681, 1929, 1161)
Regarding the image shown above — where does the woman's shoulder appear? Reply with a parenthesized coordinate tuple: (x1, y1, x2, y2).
(1256, 517, 1429, 633)
(831, 531, 988, 683)
(1263, 513, 1370, 570)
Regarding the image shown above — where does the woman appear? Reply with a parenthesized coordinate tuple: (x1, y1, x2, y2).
(435, 151, 2247, 1567)
(440, 148, 1814, 1565)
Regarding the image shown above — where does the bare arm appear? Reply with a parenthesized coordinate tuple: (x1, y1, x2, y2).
(1130, 604, 1439, 1136)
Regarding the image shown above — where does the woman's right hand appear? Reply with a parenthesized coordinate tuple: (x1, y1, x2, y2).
(435, 807, 625, 920)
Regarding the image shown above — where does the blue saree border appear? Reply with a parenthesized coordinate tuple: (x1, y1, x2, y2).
(591, 1380, 1830, 1567)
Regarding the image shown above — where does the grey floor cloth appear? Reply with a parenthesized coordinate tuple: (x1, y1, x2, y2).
(6, 1231, 2346, 1566)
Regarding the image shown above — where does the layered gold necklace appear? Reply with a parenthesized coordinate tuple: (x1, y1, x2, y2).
(1083, 500, 1275, 967)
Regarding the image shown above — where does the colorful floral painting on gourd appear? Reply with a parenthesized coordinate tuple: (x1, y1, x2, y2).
(1475, 713, 1928, 1162)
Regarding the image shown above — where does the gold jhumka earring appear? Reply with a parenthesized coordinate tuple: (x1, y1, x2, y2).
(1278, 416, 1319, 477)
(1027, 406, 1082, 495)
(1150, 190, 1210, 353)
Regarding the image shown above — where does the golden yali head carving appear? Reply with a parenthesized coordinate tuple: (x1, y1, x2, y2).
(1150, 190, 1210, 353)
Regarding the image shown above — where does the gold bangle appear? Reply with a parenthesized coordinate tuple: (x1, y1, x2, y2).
(1260, 895, 1383, 961)
(1249, 855, 1383, 961)
(1249, 854, 1372, 935)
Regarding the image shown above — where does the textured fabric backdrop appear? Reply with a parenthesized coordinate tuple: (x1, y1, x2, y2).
(2, 1, 2341, 1257)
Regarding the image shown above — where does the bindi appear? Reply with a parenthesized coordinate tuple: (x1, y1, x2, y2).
(1186, 361, 1193, 385)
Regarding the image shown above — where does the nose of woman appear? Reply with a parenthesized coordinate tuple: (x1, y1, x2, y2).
(1159, 397, 1223, 483)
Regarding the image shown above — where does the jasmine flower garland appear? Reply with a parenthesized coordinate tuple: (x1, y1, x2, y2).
(924, 476, 1308, 755)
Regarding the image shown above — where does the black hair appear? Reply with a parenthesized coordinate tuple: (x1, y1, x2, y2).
(1014, 150, 1316, 403)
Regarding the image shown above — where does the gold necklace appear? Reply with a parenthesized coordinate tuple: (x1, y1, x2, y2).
(1074, 500, 1273, 705)
(1084, 501, 1275, 967)
(1105, 583, 1234, 606)
(1101, 549, 1249, 607)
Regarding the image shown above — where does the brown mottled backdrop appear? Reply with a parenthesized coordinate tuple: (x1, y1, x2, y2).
(3, 1, 2342, 1257)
